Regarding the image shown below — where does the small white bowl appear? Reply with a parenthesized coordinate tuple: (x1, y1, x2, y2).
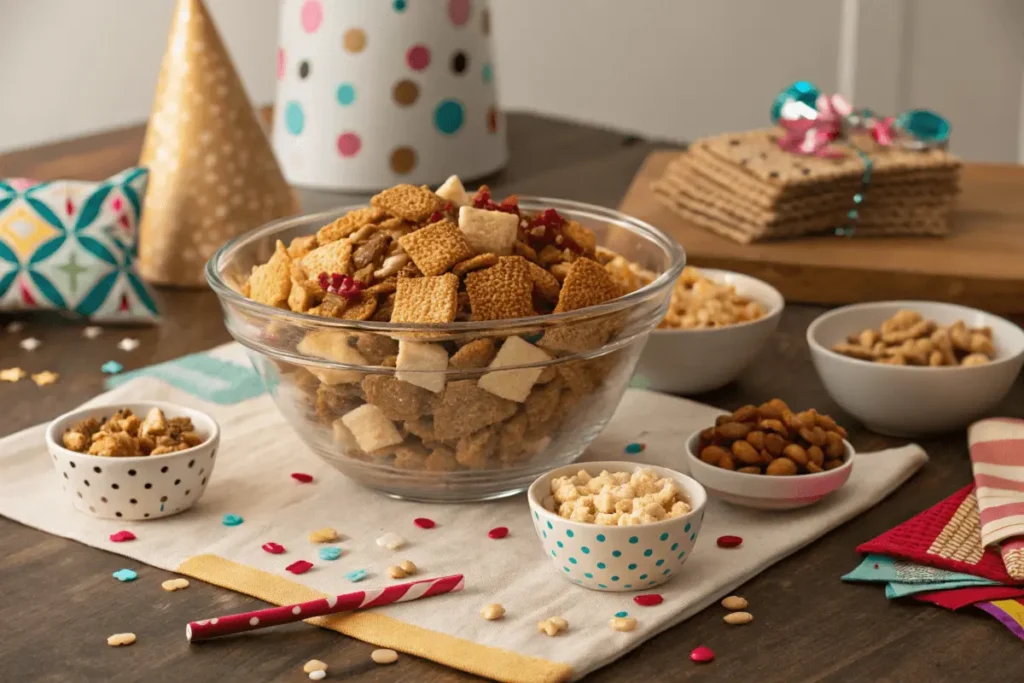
(45, 401, 220, 521)
(634, 268, 784, 394)
(684, 430, 854, 510)
(527, 461, 707, 592)
(807, 301, 1024, 437)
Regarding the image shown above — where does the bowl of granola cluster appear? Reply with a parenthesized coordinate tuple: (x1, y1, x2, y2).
(634, 267, 784, 395)
(45, 402, 219, 520)
(207, 177, 685, 502)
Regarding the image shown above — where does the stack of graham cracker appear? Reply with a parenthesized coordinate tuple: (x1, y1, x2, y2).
(653, 128, 962, 243)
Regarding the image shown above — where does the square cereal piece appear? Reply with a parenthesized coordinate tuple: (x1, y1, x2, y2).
(561, 220, 597, 257)
(341, 404, 404, 452)
(524, 260, 561, 303)
(287, 264, 324, 313)
(287, 235, 318, 259)
(301, 240, 354, 279)
(248, 240, 292, 307)
(553, 257, 622, 312)
(435, 175, 471, 207)
(478, 336, 552, 402)
(458, 206, 519, 256)
(371, 184, 443, 222)
(317, 206, 384, 244)
(433, 380, 519, 440)
(452, 253, 499, 278)
(396, 341, 449, 393)
(398, 220, 474, 276)
(465, 256, 536, 321)
(296, 331, 368, 384)
(362, 374, 434, 420)
(391, 273, 459, 323)
(449, 338, 497, 369)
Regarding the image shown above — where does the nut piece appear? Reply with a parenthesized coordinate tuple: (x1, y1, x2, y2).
(106, 632, 136, 646)
(723, 611, 754, 625)
(537, 616, 568, 636)
(161, 578, 190, 592)
(371, 648, 399, 665)
(303, 660, 328, 674)
(609, 616, 638, 632)
(721, 595, 748, 610)
(659, 266, 765, 329)
(765, 457, 798, 476)
(398, 559, 418, 575)
(387, 565, 407, 579)
(832, 311, 998, 367)
(480, 603, 506, 621)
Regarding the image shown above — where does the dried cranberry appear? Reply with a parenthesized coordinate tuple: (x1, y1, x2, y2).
(520, 208, 583, 254)
(472, 187, 493, 209)
(428, 210, 444, 223)
(317, 272, 365, 301)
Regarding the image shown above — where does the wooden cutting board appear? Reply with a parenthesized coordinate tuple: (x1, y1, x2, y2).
(619, 150, 1024, 313)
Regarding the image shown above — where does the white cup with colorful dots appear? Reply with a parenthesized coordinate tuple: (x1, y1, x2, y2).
(272, 0, 507, 191)
(527, 462, 708, 592)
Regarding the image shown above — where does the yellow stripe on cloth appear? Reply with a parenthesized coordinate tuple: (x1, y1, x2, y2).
(178, 554, 573, 683)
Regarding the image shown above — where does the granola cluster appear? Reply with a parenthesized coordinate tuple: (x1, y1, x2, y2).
(242, 176, 657, 473)
(62, 407, 204, 457)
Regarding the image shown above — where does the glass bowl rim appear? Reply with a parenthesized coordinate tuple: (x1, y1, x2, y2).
(205, 195, 686, 333)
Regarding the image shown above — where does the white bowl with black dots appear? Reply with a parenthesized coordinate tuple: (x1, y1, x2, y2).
(45, 401, 220, 521)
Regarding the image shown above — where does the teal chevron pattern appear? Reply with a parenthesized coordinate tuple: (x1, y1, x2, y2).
(106, 351, 265, 405)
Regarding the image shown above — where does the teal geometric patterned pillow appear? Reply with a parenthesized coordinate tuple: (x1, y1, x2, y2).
(0, 167, 159, 322)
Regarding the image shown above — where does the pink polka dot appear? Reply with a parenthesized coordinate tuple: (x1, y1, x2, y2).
(277, 48, 285, 80)
(337, 132, 362, 158)
(406, 45, 431, 71)
(300, 0, 323, 33)
(448, 0, 471, 26)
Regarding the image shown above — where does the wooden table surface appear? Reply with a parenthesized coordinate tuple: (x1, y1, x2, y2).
(1, 113, 1022, 682)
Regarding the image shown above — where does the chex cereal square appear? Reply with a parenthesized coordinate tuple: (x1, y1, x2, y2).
(554, 257, 622, 312)
(249, 240, 292, 307)
(435, 175, 471, 206)
(316, 206, 385, 244)
(398, 220, 475, 276)
(478, 336, 552, 402)
(301, 240, 354, 279)
(465, 256, 535, 321)
(391, 273, 459, 323)
(371, 184, 443, 222)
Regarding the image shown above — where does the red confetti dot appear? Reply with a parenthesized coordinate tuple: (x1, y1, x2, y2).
(291, 472, 314, 483)
(413, 517, 436, 529)
(633, 594, 663, 607)
(716, 535, 743, 548)
(262, 542, 286, 554)
(109, 530, 136, 543)
(488, 526, 509, 539)
(286, 560, 314, 575)
(690, 645, 715, 663)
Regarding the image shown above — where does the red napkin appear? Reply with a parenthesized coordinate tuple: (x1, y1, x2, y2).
(912, 585, 1024, 610)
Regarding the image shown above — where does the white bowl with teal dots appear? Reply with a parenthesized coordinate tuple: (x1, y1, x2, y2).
(527, 461, 707, 592)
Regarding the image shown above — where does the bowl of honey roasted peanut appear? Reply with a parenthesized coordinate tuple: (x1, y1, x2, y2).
(807, 301, 1024, 436)
(207, 178, 685, 502)
(633, 267, 784, 395)
(684, 399, 854, 510)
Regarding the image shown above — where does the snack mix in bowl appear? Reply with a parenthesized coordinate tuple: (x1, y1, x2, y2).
(831, 309, 995, 367)
(545, 467, 691, 524)
(208, 177, 684, 501)
(659, 266, 765, 330)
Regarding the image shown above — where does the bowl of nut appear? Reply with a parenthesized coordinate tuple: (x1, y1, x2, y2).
(684, 399, 853, 510)
(45, 401, 220, 520)
(528, 462, 707, 591)
(207, 178, 685, 502)
(808, 301, 1024, 436)
(633, 267, 784, 395)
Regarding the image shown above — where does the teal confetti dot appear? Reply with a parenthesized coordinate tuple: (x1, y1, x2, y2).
(628, 563, 637, 570)
(628, 536, 638, 544)
(433, 99, 465, 135)
(393, 0, 407, 11)
(643, 549, 653, 557)
(671, 543, 679, 551)
(624, 442, 645, 455)
(546, 521, 553, 530)
(318, 546, 341, 561)
(656, 559, 665, 567)
(284, 101, 305, 135)
(112, 569, 137, 582)
(853, 193, 864, 204)
(596, 534, 606, 542)
(684, 523, 691, 532)
(101, 360, 123, 375)
(556, 541, 564, 548)
(566, 530, 574, 538)
(581, 546, 590, 554)
(659, 532, 669, 541)
(615, 611, 629, 618)
(569, 557, 577, 564)
(611, 576, 619, 582)
(222, 514, 243, 526)
(640, 574, 648, 580)
(584, 572, 593, 579)
(612, 550, 622, 558)
(597, 562, 606, 569)
(336, 83, 356, 106)
(482, 63, 493, 83)
(345, 569, 368, 582)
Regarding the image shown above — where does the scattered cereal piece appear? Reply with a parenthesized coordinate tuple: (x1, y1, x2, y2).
(436, 174, 470, 206)
(487, 526, 509, 539)
(107, 632, 136, 647)
(101, 360, 124, 374)
(396, 341, 449, 394)
(31, 371, 59, 387)
(537, 616, 568, 636)
(117, 337, 140, 352)
(624, 442, 645, 454)
(286, 560, 314, 575)
(480, 603, 505, 620)
(19, 337, 41, 351)
(344, 569, 369, 582)
(161, 578, 190, 592)
(291, 472, 314, 483)
(341, 404, 404, 452)
(112, 569, 138, 582)
(458, 205, 519, 256)
(398, 559, 417, 574)
(413, 517, 436, 529)
(690, 645, 714, 663)
(376, 532, 406, 550)
(370, 648, 399, 665)
(721, 595, 748, 610)
(5, 321, 24, 333)
(391, 273, 459, 324)
(318, 546, 342, 561)
(465, 256, 536, 321)
(0, 367, 26, 382)
(634, 594, 663, 607)
(109, 530, 136, 543)
(308, 670, 326, 681)
(309, 527, 340, 544)
(716, 535, 743, 548)
(303, 659, 328, 673)
(372, 184, 442, 222)
(478, 336, 551, 403)
(610, 616, 638, 632)
(83, 326, 103, 339)
(261, 542, 286, 554)
(398, 219, 474, 276)
(723, 611, 753, 625)
(387, 565, 407, 579)
(222, 514, 244, 527)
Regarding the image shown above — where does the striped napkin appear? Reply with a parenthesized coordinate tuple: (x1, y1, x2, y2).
(968, 418, 1024, 580)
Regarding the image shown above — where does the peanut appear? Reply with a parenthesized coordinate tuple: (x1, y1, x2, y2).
(723, 611, 754, 625)
(732, 405, 758, 422)
(745, 430, 766, 451)
(962, 353, 990, 367)
(834, 312, 997, 367)
(716, 422, 751, 440)
(107, 633, 136, 647)
(824, 432, 845, 458)
(387, 565, 407, 579)
(303, 660, 328, 674)
(721, 595, 748, 610)
(609, 616, 638, 632)
(738, 466, 762, 474)
(718, 453, 736, 470)
(480, 603, 506, 620)
(766, 457, 798, 476)
(399, 559, 418, 575)
(807, 445, 825, 467)
(824, 458, 844, 470)
(731, 440, 761, 465)
(764, 433, 787, 456)
(700, 445, 728, 466)
(783, 444, 808, 467)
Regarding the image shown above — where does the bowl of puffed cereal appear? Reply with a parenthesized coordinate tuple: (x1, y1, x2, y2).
(808, 301, 1024, 436)
(46, 401, 220, 520)
(527, 462, 706, 591)
(633, 266, 784, 394)
(207, 177, 684, 502)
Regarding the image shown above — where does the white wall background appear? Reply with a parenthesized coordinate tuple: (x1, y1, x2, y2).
(0, 0, 1021, 162)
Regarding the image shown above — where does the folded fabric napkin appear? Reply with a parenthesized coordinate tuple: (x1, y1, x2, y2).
(0, 343, 928, 682)
(968, 418, 1024, 580)
(914, 586, 1024, 610)
(976, 599, 1024, 640)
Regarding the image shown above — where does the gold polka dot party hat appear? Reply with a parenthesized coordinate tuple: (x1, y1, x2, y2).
(139, 0, 299, 287)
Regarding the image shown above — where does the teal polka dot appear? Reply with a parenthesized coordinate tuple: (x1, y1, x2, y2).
(551, 550, 556, 557)
(556, 541, 563, 548)
(336, 83, 356, 106)
(598, 584, 608, 589)
(624, 584, 633, 588)
(611, 576, 619, 582)
(655, 559, 665, 567)
(684, 523, 691, 532)
(581, 546, 590, 554)
(597, 562, 606, 569)
(434, 99, 464, 135)
(690, 532, 697, 541)
(393, 0, 407, 11)
(648, 580, 656, 585)
(482, 63, 493, 83)
(563, 566, 570, 572)
(584, 572, 593, 579)
(596, 534, 606, 542)
(542, 531, 547, 539)
(284, 101, 304, 135)
(534, 511, 539, 520)
(678, 551, 686, 559)
(663, 569, 671, 575)
(628, 563, 637, 570)
(546, 521, 553, 530)
(671, 543, 679, 551)
(615, 611, 629, 618)
(569, 557, 577, 564)
(628, 536, 639, 544)
(566, 530, 574, 538)
(660, 532, 669, 541)
(643, 549, 653, 557)
(639, 574, 648, 580)
(612, 550, 622, 558)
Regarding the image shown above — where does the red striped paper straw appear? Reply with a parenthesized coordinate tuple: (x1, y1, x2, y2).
(186, 573, 464, 642)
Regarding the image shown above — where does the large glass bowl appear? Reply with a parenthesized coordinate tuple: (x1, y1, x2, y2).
(207, 198, 685, 502)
